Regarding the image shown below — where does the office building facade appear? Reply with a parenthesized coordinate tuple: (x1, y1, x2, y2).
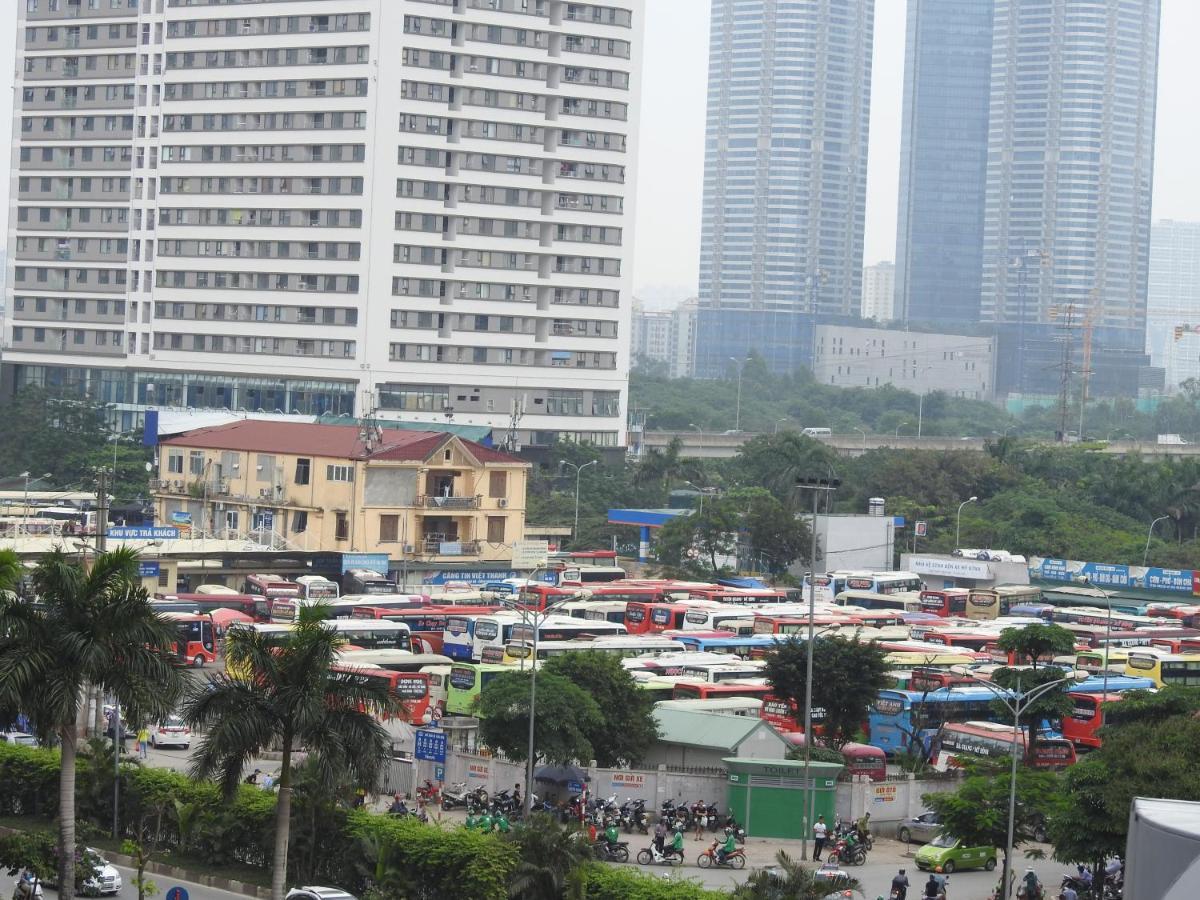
(1147, 221, 1200, 391)
(6, 0, 643, 448)
(695, 0, 874, 373)
(860, 261, 895, 322)
(894, 0, 994, 326)
(980, 0, 1161, 395)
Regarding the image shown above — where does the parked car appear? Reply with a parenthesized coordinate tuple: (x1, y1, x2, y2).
(896, 811, 943, 844)
(286, 887, 357, 900)
(149, 715, 191, 750)
(915, 834, 998, 874)
(0, 732, 37, 747)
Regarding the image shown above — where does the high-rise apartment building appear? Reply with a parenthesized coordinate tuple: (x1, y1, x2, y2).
(860, 261, 895, 322)
(980, 0, 1160, 395)
(630, 297, 696, 378)
(6, 0, 642, 448)
(894, 0, 994, 325)
(1147, 221, 1200, 391)
(694, 0, 874, 377)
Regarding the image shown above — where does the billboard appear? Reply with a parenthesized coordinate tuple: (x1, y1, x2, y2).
(1030, 557, 1200, 597)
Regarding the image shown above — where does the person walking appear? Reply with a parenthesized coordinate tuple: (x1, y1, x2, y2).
(136, 725, 149, 759)
(812, 815, 828, 861)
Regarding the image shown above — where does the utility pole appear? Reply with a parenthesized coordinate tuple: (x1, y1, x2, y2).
(1053, 304, 1076, 443)
(94, 467, 110, 553)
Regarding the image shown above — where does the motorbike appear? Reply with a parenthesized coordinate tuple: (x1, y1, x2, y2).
(593, 840, 629, 864)
(696, 840, 746, 870)
(1016, 879, 1045, 900)
(636, 843, 685, 867)
(465, 787, 490, 815)
(12, 873, 43, 900)
(922, 874, 949, 900)
(631, 799, 650, 834)
(439, 781, 470, 810)
(416, 780, 440, 804)
(705, 802, 721, 832)
(827, 835, 867, 867)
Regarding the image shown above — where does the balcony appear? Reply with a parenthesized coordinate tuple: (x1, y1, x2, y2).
(419, 494, 481, 509)
(421, 539, 481, 557)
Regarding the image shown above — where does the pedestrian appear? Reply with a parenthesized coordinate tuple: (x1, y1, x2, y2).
(244, 769, 261, 785)
(812, 814, 828, 861)
(654, 818, 667, 854)
(692, 806, 706, 841)
(856, 811, 871, 843)
(136, 725, 149, 759)
(512, 782, 522, 812)
(891, 868, 910, 900)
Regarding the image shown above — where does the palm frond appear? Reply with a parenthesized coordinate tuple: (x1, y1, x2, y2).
(183, 675, 281, 795)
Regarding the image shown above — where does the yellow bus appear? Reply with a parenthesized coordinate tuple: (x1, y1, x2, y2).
(1124, 651, 1200, 687)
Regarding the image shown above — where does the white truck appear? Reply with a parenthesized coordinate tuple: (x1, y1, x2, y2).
(1157, 433, 1188, 445)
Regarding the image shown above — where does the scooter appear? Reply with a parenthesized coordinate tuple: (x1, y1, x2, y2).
(636, 843, 684, 867)
(696, 840, 746, 870)
(593, 840, 629, 863)
(439, 781, 470, 810)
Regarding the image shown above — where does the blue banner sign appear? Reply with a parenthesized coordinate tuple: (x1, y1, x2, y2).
(340, 552, 390, 574)
(1031, 557, 1200, 596)
(414, 729, 447, 763)
(138, 561, 160, 578)
(108, 526, 179, 540)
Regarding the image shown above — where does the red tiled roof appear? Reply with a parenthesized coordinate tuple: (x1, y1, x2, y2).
(161, 419, 526, 464)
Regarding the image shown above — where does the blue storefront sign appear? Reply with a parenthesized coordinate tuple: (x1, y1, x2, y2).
(414, 729, 447, 763)
(108, 526, 179, 540)
(138, 561, 160, 578)
(340, 552, 390, 574)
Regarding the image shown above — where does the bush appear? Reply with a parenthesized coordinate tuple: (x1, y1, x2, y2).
(0, 743, 60, 818)
(579, 864, 729, 900)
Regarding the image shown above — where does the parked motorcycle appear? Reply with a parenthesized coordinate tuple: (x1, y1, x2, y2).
(416, 780, 440, 804)
(696, 840, 746, 870)
(636, 843, 684, 867)
(439, 781, 470, 810)
(631, 799, 650, 834)
(593, 840, 629, 864)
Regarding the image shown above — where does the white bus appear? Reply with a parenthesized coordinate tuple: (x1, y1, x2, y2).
(295, 575, 340, 602)
(805, 571, 924, 603)
(655, 697, 764, 717)
(835, 589, 925, 614)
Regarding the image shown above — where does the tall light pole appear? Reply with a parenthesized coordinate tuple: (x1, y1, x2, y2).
(955, 496, 978, 549)
(795, 476, 840, 860)
(728, 358, 746, 432)
(955, 671, 1083, 899)
(19, 472, 31, 538)
(916, 366, 934, 438)
(854, 427, 867, 452)
(1144, 515, 1169, 566)
(559, 460, 597, 548)
(895, 421, 911, 437)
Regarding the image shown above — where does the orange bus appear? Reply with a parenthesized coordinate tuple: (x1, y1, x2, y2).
(751, 614, 854, 635)
(1061, 691, 1123, 750)
(163, 612, 217, 667)
(921, 631, 996, 652)
(672, 681, 772, 701)
(625, 601, 697, 634)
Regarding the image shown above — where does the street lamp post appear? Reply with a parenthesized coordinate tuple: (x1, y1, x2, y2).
(794, 476, 841, 861)
(955, 496, 979, 549)
(729, 357, 746, 432)
(854, 428, 867, 452)
(1144, 515, 1169, 566)
(955, 672, 1083, 899)
(560, 460, 597, 548)
(916, 366, 934, 438)
(19, 472, 30, 538)
(895, 421, 910, 437)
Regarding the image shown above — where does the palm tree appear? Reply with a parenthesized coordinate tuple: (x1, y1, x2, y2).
(183, 605, 397, 900)
(732, 850, 862, 900)
(502, 813, 592, 900)
(0, 547, 184, 900)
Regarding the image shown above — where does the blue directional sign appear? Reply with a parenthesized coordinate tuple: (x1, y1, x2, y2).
(108, 526, 180, 540)
(138, 561, 160, 578)
(165, 887, 188, 900)
(414, 729, 447, 763)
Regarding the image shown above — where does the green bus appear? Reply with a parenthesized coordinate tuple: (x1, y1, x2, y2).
(445, 662, 510, 716)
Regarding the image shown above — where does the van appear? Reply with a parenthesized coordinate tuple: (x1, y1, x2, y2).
(801, 427, 832, 437)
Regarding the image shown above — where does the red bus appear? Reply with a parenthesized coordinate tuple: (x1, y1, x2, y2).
(922, 631, 996, 652)
(782, 733, 886, 781)
(157, 593, 262, 620)
(516, 583, 580, 611)
(332, 664, 435, 725)
(625, 602, 698, 634)
(760, 694, 802, 732)
(1146, 604, 1200, 626)
(580, 584, 669, 603)
(919, 589, 971, 618)
(1062, 691, 1123, 750)
(751, 615, 855, 635)
(162, 612, 217, 667)
(687, 588, 792, 606)
(672, 681, 772, 701)
(937, 721, 1077, 769)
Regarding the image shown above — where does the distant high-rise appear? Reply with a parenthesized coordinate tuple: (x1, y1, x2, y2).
(980, 0, 1161, 395)
(894, 0, 994, 325)
(861, 261, 895, 322)
(694, 0, 874, 377)
(1147, 221, 1200, 390)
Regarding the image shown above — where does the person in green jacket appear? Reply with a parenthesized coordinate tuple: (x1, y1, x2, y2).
(478, 812, 494, 833)
(464, 812, 477, 830)
(716, 827, 736, 865)
(495, 813, 511, 834)
(670, 825, 685, 860)
(604, 821, 620, 848)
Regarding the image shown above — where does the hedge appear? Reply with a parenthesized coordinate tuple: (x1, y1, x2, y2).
(579, 864, 731, 900)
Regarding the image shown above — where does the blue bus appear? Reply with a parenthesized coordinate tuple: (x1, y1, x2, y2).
(868, 687, 1016, 756)
(671, 634, 785, 655)
(1071, 675, 1156, 693)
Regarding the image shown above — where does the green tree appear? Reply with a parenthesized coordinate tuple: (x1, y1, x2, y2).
(731, 849, 861, 900)
(0, 548, 183, 900)
(182, 606, 397, 900)
(541, 653, 657, 767)
(762, 636, 890, 748)
(987, 665, 1074, 763)
(653, 500, 739, 575)
(924, 764, 1059, 879)
(476, 671, 603, 764)
(729, 487, 812, 573)
(995, 624, 1076, 669)
(502, 813, 592, 900)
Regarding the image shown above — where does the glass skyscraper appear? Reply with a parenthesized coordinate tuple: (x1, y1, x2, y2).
(980, 0, 1161, 393)
(695, 0, 874, 376)
(894, 0, 995, 325)
(1147, 221, 1200, 391)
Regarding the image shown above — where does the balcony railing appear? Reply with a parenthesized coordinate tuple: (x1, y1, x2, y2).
(419, 494, 481, 509)
(421, 539, 481, 556)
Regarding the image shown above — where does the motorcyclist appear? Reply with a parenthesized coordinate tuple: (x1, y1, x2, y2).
(1059, 884, 1078, 900)
(654, 818, 667, 854)
(388, 793, 408, 815)
(464, 811, 477, 830)
(891, 869, 910, 900)
(923, 874, 941, 899)
(495, 812, 511, 834)
(716, 826, 736, 865)
(604, 819, 620, 850)
(1074, 866, 1092, 889)
(1021, 868, 1042, 898)
(670, 824, 685, 860)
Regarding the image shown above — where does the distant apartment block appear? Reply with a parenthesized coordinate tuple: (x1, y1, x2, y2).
(812, 324, 995, 401)
(6, 0, 644, 449)
(1147, 221, 1200, 391)
(631, 297, 696, 377)
(861, 262, 895, 322)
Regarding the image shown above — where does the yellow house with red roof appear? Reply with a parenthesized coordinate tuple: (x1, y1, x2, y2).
(152, 420, 529, 562)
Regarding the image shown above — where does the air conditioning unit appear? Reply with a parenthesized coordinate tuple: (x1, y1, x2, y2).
(402, 544, 415, 554)
(497, 498, 509, 508)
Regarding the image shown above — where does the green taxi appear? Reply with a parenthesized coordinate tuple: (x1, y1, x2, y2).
(914, 833, 998, 874)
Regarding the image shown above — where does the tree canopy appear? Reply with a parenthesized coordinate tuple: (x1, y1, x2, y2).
(476, 671, 603, 765)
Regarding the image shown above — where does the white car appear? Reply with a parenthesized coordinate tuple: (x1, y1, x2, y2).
(1, 732, 37, 747)
(82, 849, 122, 896)
(149, 716, 191, 749)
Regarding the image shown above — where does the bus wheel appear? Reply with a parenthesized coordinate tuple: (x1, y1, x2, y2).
(192, 655, 206, 668)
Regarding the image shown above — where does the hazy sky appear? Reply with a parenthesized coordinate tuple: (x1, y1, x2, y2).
(2, 2, 1198, 306)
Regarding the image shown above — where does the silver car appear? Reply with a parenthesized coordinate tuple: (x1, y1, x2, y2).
(896, 812, 943, 844)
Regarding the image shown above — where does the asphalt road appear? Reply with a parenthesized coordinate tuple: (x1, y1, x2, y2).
(39, 866, 254, 900)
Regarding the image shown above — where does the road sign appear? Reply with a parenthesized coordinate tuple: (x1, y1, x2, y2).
(415, 729, 447, 763)
(915, 521, 928, 537)
(138, 561, 160, 578)
(434, 764, 445, 782)
(108, 526, 180, 540)
(165, 887, 188, 900)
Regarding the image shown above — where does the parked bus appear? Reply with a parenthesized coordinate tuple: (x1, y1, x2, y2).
(343, 568, 395, 595)
(445, 663, 509, 716)
(835, 590, 924, 613)
(921, 630, 996, 652)
(671, 634, 784, 656)
(867, 687, 1015, 755)
(656, 697, 764, 717)
(678, 662, 766, 684)
(671, 681, 772, 701)
(337, 650, 452, 672)
(751, 614, 859, 635)
(331, 663, 435, 726)
(162, 612, 217, 667)
(326, 595, 430, 619)
(294, 575, 340, 602)
(919, 589, 971, 618)
(964, 584, 1042, 621)
(549, 549, 619, 566)
(1051, 607, 1167, 630)
(550, 564, 626, 586)
(934, 721, 1076, 769)
(508, 616, 627, 648)
(908, 667, 978, 692)
(1075, 647, 1149, 675)
(352, 606, 501, 653)
(324, 620, 412, 651)
(1062, 691, 1124, 749)
(677, 606, 757, 634)
(524, 635, 685, 661)
(243, 573, 301, 600)
(157, 593, 260, 620)
(1124, 650, 1200, 687)
(515, 583, 581, 611)
(625, 601, 696, 634)
(781, 733, 887, 781)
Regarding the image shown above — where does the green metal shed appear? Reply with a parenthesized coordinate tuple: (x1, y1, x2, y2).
(723, 757, 843, 840)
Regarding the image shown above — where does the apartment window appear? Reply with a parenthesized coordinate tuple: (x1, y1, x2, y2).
(188, 451, 205, 476)
(166, 451, 184, 474)
(326, 464, 354, 483)
(291, 511, 308, 534)
(294, 457, 311, 485)
(379, 514, 399, 543)
(488, 471, 507, 499)
(334, 511, 349, 541)
(486, 516, 506, 544)
(257, 454, 276, 483)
